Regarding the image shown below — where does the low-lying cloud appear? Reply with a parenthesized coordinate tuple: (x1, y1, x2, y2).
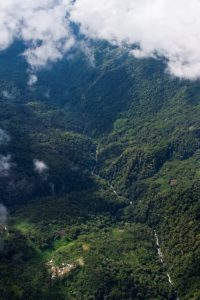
(72, 0, 200, 80)
(28, 74, 38, 87)
(0, 155, 12, 177)
(0, 129, 10, 145)
(0, 129, 12, 177)
(33, 159, 49, 175)
(0, 0, 74, 70)
(1, 0, 200, 79)
(2, 90, 14, 100)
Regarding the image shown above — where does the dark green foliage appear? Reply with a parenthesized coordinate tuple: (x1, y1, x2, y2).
(0, 41, 200, 299)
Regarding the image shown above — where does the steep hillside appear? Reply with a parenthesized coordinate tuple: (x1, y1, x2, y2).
(0, 43, 200, 299)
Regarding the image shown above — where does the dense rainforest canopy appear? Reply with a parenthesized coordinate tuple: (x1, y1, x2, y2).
(0, 40, 199, 300)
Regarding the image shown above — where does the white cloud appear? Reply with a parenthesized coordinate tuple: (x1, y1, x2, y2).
(2, 90, 14, 100)
(28, 74, 38, 87)
(0, 0, 74, 70)
(33, 159, 49, 175)
(0, 129, 10, 145)
(0, 130, 11, 177)
(1, 0, 200, 79)
(44, 89, 51, 99)
(0, 155, 12, 177)
(78, 41, 95, 67)
(71, 0, 200, 80)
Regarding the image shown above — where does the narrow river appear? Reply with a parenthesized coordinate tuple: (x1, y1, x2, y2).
(92, 144, 179, 299)
(155, 232, 179, 300)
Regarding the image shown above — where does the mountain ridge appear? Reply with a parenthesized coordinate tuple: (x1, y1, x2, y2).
(0, 43, 199, 299)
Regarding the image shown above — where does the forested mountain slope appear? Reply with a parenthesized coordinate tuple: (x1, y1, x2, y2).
(0, 42, 199, 299)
